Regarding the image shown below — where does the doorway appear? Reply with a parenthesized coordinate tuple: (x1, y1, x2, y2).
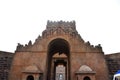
(27, 75, 34, 80)
(46, 38, 70, 80)
(83, 76, 91, 80)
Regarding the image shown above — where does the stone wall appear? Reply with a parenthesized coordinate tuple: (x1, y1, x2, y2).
(0, 51, 14, 80)
(106, 53, 120, 80)
(1, 21, 120, 80)
(9, 21, 109, 80)
(0, 50, 119, 80)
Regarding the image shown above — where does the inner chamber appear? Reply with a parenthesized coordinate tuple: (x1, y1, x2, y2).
(47, 38, 70, 80)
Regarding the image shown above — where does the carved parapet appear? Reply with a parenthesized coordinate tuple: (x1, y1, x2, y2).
(16, 41, 33, 52)
(42, 20, 78, 38)
(28, 40, 32, 46)
(86, 41, 90, 46)
(16, 43, 24, 51)
(34, 35, 42, 44)
(95, 44, 102, 51)
(47, 20, 76, 29)
(85, 41, 103, 52)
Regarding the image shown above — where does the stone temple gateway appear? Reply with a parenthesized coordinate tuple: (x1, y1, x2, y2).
(9, 21, 109, 80)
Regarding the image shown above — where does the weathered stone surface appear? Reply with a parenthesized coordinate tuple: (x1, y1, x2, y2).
(9, 21, 109, 80)
(0, 51, 14, 80)
(2, 21, 120, 80)
(106, 53, 120, 80)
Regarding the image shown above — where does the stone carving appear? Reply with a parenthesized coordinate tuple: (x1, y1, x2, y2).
(10, 21, 109, 80)
(42, 20, 78, 38)
(16, 41, 33, 51)
(85, 41, 102, 52)
(16, 43, 24, 51)
(78, 65, 93, 72)
(16, 21, 102, 52)
(28, 40, 32, 46)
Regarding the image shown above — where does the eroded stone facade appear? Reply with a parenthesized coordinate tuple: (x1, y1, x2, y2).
(0, 51, 14, 80)
(106, 53, 120, 80)
(8, 21, 110, 80)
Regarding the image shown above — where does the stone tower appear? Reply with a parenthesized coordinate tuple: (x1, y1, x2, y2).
(9, 21, 109, 80)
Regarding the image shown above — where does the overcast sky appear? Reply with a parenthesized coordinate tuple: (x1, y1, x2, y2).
(0, 0, 120, 54)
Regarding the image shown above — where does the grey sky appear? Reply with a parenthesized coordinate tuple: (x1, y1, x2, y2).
(0, 0, 120, 54)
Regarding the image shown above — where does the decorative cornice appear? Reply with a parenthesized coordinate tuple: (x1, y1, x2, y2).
(42, 20, 78, 38)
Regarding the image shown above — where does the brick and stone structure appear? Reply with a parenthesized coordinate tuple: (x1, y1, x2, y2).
(106, 53, 120, 80)
(0, 21, 120, 80)
(9, 21, 110, 80)
(0, 51, 14, 80)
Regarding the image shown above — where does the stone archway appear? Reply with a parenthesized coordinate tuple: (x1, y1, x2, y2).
(27, 75, 34, 80)
(83, 76, 91, 80)
(46, 38, 70, 80)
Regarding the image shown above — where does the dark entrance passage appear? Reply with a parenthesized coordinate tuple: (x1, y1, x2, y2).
(27, 75, 34, 80)
(83, 76, 91, 80)
(47, 38, 70, 80)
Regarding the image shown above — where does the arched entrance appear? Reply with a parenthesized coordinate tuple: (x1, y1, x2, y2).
(27, 75, 34, 80)
(83, 76, 91, 80)
(46, 38, 70, 80)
